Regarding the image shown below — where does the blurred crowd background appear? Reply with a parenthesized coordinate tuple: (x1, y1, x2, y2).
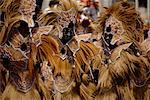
(40, 0, 149, 23)
(0, 0, 149, 26)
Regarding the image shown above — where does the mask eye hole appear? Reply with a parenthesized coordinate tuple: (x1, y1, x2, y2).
(60, 47, 66, 55)
(20, 43, 27, 51)
(106, 25, 111, 33)
(1, 53, 10, 69)
(18, 21, 30, 38)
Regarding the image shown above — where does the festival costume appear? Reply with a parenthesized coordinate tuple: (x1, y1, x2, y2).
(93, 1, 149, 100)
(0, 0, 42, 100)
(0, 0, 149, 100)
(36, 0, 100, 99)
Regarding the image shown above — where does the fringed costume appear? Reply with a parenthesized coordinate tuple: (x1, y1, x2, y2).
(35, 0, 100, 99)
(93, 1, 150, 100)
(0, 0, 41, 100)
(0, 0, 149, 100)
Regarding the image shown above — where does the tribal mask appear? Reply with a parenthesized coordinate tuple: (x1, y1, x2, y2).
(96, 1, 144, 44)
(104, 16, 124, 46)
(55, 8, 79, 61)
(0, 20, 36, 93)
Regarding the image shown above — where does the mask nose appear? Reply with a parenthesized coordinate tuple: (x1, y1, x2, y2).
(104, 33, 113, 44)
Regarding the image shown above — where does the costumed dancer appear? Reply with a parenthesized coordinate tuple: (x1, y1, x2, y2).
(35, 0, 100, 99)
(92, 1, 150, 100)
(0, 0, 42, 100)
